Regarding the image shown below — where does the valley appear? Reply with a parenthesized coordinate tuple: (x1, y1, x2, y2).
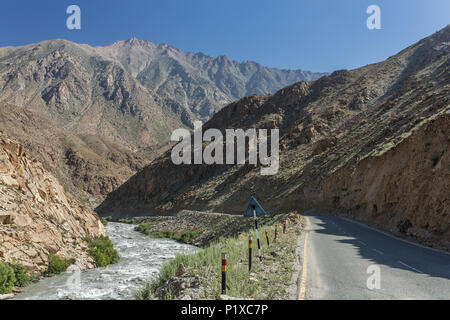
(0, 23, 448, 301)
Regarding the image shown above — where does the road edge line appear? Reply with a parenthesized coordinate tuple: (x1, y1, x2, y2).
(340, 217, 450, 256)
(298, 217, 310, 300)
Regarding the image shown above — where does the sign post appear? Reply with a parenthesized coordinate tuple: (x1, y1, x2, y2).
(221, 253, 227, 294)
(253, 208, 262, 261)
(248, 236, 252, 272)
(244, 196, 267, 262)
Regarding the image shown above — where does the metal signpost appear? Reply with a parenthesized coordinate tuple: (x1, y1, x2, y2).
(244, 196, 267, 262)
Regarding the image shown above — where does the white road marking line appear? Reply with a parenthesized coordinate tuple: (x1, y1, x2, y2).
(373, 249, 384, 255)
(340, 217, 450, 256)
(398, 261, 423, 274)
(359, 241, 367, 246)
(298, 231, 309, 300)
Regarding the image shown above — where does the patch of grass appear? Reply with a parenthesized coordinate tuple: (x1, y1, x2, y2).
(44, 254, 75, 276)
(116, 218, 135, 224)
(11, 263, 30, 287)
(134, 221, 161, 235)
(0, 263, 15, 294)
(145, 229, 202, 245)
(104, 216, 135, 224)
(84, 235, 119, 267)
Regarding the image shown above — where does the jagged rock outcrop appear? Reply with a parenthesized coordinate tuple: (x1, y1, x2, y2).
(98, 26, 449, 250)
(0, 136, 105, 272)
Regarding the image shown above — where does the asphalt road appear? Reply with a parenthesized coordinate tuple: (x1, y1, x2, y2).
(301, 216, 450, 300)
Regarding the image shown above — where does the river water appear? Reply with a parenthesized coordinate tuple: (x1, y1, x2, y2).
(14, 222, 197, 300)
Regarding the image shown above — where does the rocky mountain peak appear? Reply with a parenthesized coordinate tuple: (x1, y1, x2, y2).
(0, 37, 326, 151)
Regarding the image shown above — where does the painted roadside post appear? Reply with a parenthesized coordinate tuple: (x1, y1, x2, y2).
(244, 196, 267, 262)
(274, 225, 278, 243)
(249, 236, 252, 272)
(221, 253, 227, 294)
(265, 231, 270, 246)
(283, 221, 286, 234)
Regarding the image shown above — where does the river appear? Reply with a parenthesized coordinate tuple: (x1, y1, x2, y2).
(14, 222, 197, 300)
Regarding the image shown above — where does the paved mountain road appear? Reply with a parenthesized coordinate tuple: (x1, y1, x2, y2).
(299, 216, 450, 300)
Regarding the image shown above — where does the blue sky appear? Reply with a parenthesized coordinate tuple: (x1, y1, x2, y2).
(0, 0, 448, 72)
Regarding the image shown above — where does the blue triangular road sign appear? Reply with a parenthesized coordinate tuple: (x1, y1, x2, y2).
(244, 196, 266, 218)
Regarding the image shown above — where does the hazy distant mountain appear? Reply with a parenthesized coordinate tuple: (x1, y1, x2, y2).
(0, 38, 325, 150)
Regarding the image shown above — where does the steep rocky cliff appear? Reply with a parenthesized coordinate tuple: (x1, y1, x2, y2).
(98, 26, 449, 250)
(0, 136, 105, 272)
(315, 113, 449, 249)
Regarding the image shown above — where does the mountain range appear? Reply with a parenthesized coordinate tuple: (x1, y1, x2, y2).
(0, 38, 325, 151)
(0, 38, 324, 199)
(98, 26, 450, 250)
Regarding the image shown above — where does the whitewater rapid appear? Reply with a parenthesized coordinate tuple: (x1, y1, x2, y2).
(14, 222, 197, 300)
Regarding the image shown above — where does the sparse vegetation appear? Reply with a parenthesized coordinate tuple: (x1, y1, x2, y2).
(0, 263, 15, 294)
(135, 224, 202, 245)
(136, 212, 302, 300)
(11, 262, 30, 287)
(44, 254, 75, 276)
(134, 221, 161, 234)
(104, 216, 135, 224)
(84, 235, 119, 267)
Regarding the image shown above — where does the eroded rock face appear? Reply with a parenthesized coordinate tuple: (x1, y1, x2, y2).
(0, 137, 105, 272)
(320, 114, 450, 249)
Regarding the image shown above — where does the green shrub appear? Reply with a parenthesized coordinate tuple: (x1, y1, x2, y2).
(116, 218, 135, 224)
(12, 263, 30, 287)
(103, 216, 135, 224)
(101, 218, 108, 226)
(0, 263, 16, 294)
(176, 230, 201, 244)
(134, 221, 161, 235)
(44, 254, 75, 276)
(84, 235, 119, 267)
(140, 228, 201, 245)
